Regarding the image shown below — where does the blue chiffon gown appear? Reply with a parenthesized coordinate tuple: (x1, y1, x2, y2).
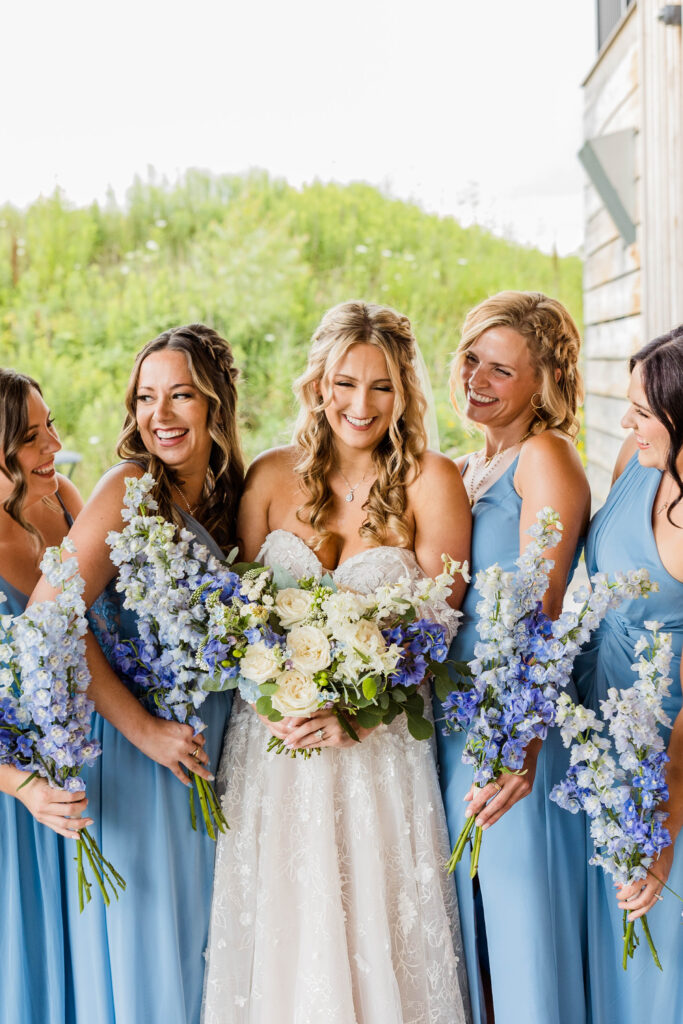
(64, 510, 233, 1024)
(0, 576, 73, 1024)
(572, 453, 683, 1024)
(434, 458, 588, 1024)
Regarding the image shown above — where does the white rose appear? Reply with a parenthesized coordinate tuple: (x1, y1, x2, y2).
(340, 618, 386, 659)
(275, 588, 315, 627)
(239, 640, 282, 683)
(272, 668, 321, 717)
(286, 625, 332, 673)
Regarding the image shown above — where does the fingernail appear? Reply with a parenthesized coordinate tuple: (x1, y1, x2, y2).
(475, 817, 483, 827)
(465, 808, 473, 818)
(481, 823, 490, 831)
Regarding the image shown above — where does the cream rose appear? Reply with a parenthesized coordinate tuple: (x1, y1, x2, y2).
(271, 668, 320, 717)
(274, 587, 315, 627)
(341, 618, 386, 659)
(286, 625, 332, 673)
(239, 640, 282, 684)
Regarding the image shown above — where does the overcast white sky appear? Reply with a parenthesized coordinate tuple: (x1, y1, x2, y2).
(1, 0, 596, 254)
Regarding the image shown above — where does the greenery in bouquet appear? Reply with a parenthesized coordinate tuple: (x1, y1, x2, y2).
(551, 624, 682, 970)
(0, 541, 125, 909)
(438, 507, 657, 878)
(105, 474, 238, 839)
(197, 557, 467, 756)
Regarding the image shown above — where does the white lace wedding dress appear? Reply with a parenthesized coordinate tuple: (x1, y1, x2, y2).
(202, 531, 471, 1024)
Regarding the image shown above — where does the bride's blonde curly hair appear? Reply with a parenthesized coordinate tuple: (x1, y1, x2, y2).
(293, 301, 428, 549)
(451, 290, 583, 439)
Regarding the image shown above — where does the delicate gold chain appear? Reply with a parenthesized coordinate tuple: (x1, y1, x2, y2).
(174, 483, 198, 516)
(465, 432, 532, 507)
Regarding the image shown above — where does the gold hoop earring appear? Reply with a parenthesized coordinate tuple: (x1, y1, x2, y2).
(530, 392, 544, 412)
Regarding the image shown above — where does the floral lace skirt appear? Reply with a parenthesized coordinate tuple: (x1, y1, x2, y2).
(202, 697, 470, 1024)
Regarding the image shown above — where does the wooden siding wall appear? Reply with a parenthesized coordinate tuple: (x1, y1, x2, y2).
(582, 2, 683, 506)
(582, 6, 641, 506)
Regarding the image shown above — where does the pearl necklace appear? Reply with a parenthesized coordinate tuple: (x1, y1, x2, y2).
(465, 433, 531, 507)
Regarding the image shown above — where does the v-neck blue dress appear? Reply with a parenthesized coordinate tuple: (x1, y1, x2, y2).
(63, 509, 233, 1024)
(573, 453, 683, 1024)
(0, 501, 75, 1024)
(434, 457, 588, 1024)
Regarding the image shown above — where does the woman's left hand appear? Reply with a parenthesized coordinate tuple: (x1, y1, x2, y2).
(464, 738, 541, 829)
(616, 846, 675, 920)
(284, 708, 374, 750)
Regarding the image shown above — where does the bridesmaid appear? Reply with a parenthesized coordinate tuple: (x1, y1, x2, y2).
(0, 369, 87, 1024)
(434, 291, 591, 1024)
(30, 325, 244, 1024)
(573, 325, 683, 1024)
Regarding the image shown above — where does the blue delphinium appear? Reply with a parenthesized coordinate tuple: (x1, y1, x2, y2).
(0, 541, 125, 909)
(442, 507, 657, 877)
(551, 623, 679, 970)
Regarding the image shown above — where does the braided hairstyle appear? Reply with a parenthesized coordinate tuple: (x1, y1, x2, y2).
(630, 324, 683, 526)
(451, 291, 583, 438)
(117, 324, 244, 550)
(293, 301, 428, 550)
(0, 368, 45, 543)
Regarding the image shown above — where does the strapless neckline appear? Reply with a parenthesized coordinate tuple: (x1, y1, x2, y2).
(260, 528, 419, 576)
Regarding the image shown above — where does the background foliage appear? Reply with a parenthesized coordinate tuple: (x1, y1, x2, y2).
(0, 171, 582, 495)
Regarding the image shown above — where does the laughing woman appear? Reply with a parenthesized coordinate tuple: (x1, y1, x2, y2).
(0, 369, 87, 1024)
(29, 325, 243, 1024)
(573, 325, 683, 1024)
(434, 292, 591, 1024)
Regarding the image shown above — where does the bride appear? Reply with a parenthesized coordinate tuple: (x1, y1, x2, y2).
(202, 301, 473, 1023)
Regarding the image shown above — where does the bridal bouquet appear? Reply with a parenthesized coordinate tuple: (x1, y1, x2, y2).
(551, 624, 680, 970)
(439, 506, 656, 878)
(0, 542, 125, 909)
(106, 474, 238, 839)
(197, 557, 464, 755)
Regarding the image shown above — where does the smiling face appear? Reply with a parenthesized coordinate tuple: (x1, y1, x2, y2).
(460, 326, 540, 436)
(134, 349, 212, 474)
(319, 343, 397, 454)
(0, 387, 62, 506)
(621, 362, 672, 471)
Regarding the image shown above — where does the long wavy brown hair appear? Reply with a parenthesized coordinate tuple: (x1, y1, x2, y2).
(293, 301, 428, 549)
(117, 325, 244, 550)
(0, 368, 47, 544)
(451, 290, 584, 439)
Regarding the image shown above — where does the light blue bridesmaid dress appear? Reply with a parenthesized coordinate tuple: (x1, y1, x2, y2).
(0, 497, 74, 1024)
(573, 453, 683, 1024)
(434, 457, 588, 1024)
(63, 510, 233, 1024)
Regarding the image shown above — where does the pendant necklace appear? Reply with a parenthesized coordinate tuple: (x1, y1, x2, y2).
(174, 483, 198, 516)
(338, 468, 371, 503)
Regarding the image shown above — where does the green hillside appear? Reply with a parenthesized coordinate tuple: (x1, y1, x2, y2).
(0, 171, 582, 494)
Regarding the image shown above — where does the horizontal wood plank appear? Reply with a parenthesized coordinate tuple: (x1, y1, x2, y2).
(583, 315, 644, 360)
(583, 270, 641, 325)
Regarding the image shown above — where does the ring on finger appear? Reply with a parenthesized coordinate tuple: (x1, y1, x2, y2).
(190, 746, 201, 760)
(316, 728, 325, 741)
(491, 781, 502, 794)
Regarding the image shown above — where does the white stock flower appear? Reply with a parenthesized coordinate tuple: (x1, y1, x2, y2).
(275, 588, 315, 627)
(272, 668, 321, 717)
(239, 641, 283, 683)
(286, 625, 332, 673)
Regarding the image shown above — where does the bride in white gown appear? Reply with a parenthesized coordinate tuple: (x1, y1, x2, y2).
(202, 301, 473, 1024)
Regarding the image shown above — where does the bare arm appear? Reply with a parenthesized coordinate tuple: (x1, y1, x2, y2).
(236, 454, 275, 561)
(30, 465, 212, 786)
(612, 434, 637, 485)
(467, 432, 590, 827)
(411, 452, 472, 609)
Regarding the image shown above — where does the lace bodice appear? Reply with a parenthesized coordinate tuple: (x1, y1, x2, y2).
(258, 529, 461, 642)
